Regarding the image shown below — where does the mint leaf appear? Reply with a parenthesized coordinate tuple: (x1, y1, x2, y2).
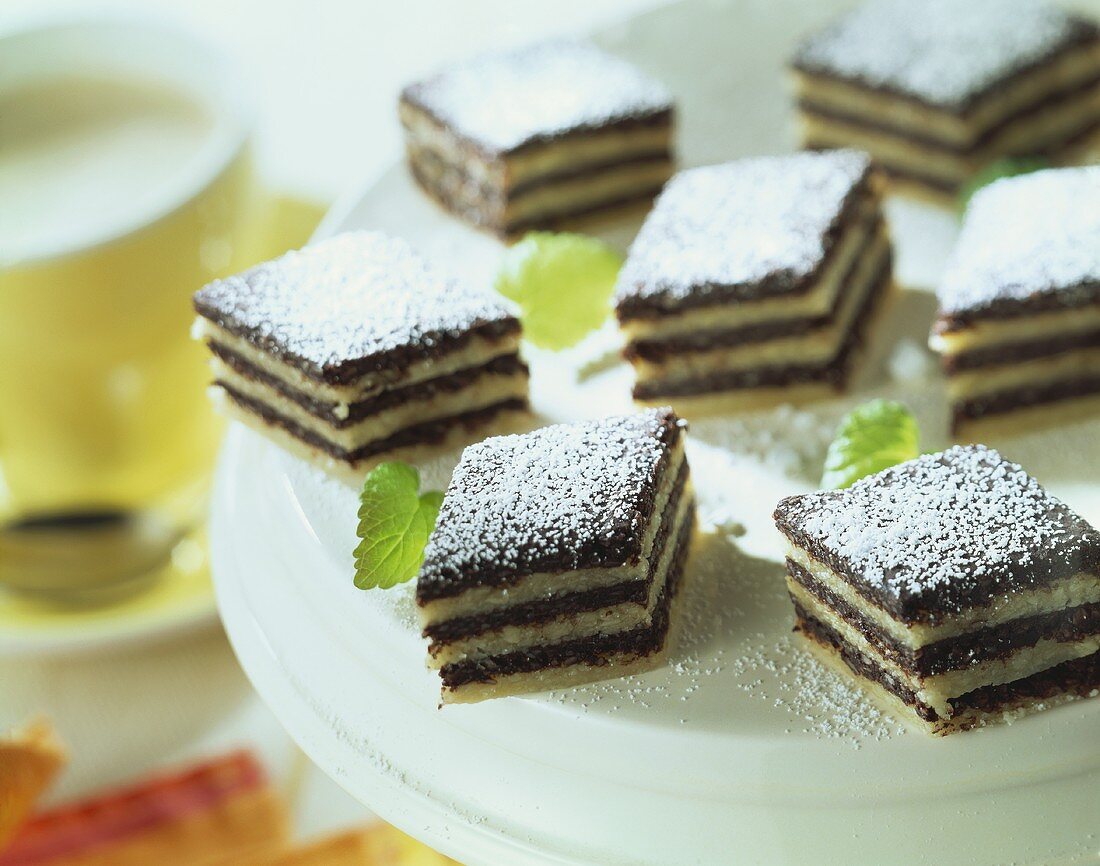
(353, 462, 444, 589)
(495, 231, 623, 350)
(821, 399, 921, 489)
(958, 157, 1049, 213)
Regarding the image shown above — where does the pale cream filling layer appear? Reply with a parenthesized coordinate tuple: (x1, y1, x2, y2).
(788, 579, 1100, 718)
(193, 318, 520, 409)
(931, 304, 1100, 353)
(212, 358, 528, 451)
(211, 387, 530, 483)
(428, 492, 693, 669)
(401, 102, 672, 189)
(619, 203, 881, 342)
(954, 394, 1100, 439)
(418, 444, 685, 625)
(443, 647, 669, 703)
(785, 542, 1100, 647)
(792, 42, 1100, 146)
(946, 346, 1100, 401)
(799, 89, 1100, 183)
(501, 159, 672, 225)
(631, 231, 889, 384)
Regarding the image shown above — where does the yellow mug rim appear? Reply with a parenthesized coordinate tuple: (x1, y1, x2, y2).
(0, 13, 255, 267)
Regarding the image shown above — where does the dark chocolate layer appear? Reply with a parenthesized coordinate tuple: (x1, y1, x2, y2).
(631, 252, 891, 400)
(425, 463, 689, 649)
(409, 157, 668, 237)
(794, 601, 1100, 727)
(947, 649, 1100, 716)
(625, 217, 886, 362)
(400, 92, 673, 159)
(615, 177, 878, 321)
(953, 374, 1100, 431)
(935, 280, 1100, 332)
(793, 601, 935, 721)
(440, 507, 694, 691)
(197, 303, 520, 387)
(791, 24, 1100, 115)
(220, 385, 527, 464)
(943, 328, 1100, 373)
(211, 341, 527, 428)
(796, 68, 1100, 156)
(410, 144, 672, 199)
(787, 558, 1100, 677)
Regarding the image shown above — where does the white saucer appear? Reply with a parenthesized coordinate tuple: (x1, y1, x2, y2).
(212, 1, 1100, 862)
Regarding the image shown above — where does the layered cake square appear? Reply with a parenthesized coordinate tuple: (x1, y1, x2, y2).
(614, 149, 893, 410)
(193, 231, 529, 480)
(399, 39, 675, 236)
(930, 167, 1100, 438)
(791, 0, 1100, 202)
(774, 445, 1100, 735)
(416, 408, 695, 703)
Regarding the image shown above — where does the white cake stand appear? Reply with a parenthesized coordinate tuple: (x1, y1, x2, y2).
(212, 1, 1100, 862)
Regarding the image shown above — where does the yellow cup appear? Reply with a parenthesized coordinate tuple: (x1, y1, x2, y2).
(0, 17, 259, 595)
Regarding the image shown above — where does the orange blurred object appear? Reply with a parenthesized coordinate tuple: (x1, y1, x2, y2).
(0, 720, 67, 849)
(243, 824, 459, 865)
(0, 750, 288, 866)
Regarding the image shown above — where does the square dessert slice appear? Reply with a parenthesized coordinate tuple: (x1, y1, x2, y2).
(791, 0, 1100, 202)
(399, 39, 675, 236)
(930, 167, 1100, 439)
(614, 149, 893, 411)
(774, 445, 1100, 735)
(416, 408, 695, 703)
(193, 231, 528, 480)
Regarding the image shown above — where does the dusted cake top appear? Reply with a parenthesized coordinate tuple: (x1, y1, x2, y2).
(615, 150, 872, 314)
(936, 167, 1100, 325)
(774, 444, 1100, 623)
(401, 39, 673, 154)
(193, 231, 516, 384)
(417, 408, 683, 602)
(792, 0, 1096, 110)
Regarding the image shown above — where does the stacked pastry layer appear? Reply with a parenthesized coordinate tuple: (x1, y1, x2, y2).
(400, 40, 674, 236)
(774, 445, 1100, 735)
(193, 231, 528, 480)
(931, 167, 1100, 437)
(791, 0, 1100, 200)
(416, 409, 695, 704)
(615, 149, 893, 408)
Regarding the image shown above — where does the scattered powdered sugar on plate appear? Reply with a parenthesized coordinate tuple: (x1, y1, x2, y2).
(549, 525, 906, 745)
(690, 403, 838, 482)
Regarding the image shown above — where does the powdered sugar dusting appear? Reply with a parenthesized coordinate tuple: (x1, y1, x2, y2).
(793, 0, 1092, 109)
(193, 230, 512, 380)
(403, 39, 672, 153)
(776, 444, 1100, 621)
(417, 408, 681, 600)
(937, 167, 1100, 318)
(614, 150, 870, 310)
(546, 526, 905, 744)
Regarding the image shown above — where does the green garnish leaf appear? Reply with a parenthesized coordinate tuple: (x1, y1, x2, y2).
(821, 399, 921, 489)
(495, 231, 623, 350)
(353, 462, 444, 590)
(957, 157, 1049, 213)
